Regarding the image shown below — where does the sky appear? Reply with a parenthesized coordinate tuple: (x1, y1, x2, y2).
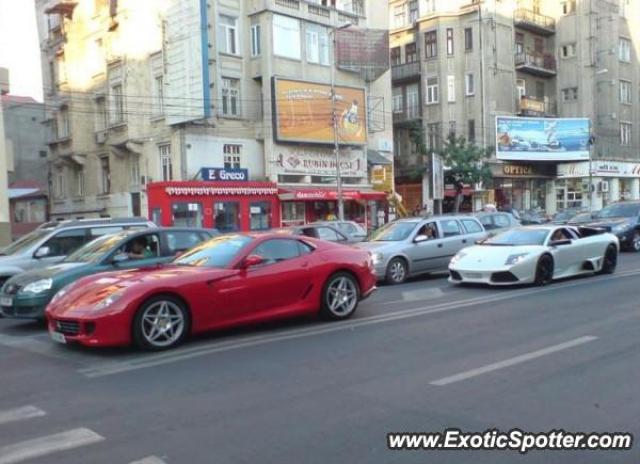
(0, 0, 43, 101)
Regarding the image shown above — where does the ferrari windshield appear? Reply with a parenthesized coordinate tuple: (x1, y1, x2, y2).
(370, 222, 417, 242)
(484, 228, 550, 246)
(595, 203, 640, 219)
(175, 235, 253, 268)
(64, 232, 131, 263)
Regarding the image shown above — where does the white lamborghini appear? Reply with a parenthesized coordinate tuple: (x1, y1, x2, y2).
(448, 225, 619, 286)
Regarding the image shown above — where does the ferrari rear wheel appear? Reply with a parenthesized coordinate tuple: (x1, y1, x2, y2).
(534, 255, 554, 286)
(133, 296, 190, 351)
(599, 245, 618, 274)
(320, 272, 360, 321)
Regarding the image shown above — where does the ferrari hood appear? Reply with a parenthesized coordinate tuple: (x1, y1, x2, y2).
(452, 245, 545, 270)
(6, 262, 87, 286)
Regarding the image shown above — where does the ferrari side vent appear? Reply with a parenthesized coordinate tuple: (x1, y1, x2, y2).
(450, 271, 463, 281)
(582, 261, 596, 271)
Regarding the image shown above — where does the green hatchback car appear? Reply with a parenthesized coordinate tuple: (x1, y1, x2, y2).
(0, 227, 214, 320)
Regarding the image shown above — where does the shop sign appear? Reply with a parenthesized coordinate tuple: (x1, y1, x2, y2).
(503, 164, 534, 176)
(166, 186, 278, 196)
(557, 161, 640, 178)
(492, 163, 555, 178)
(201, 167, 249, 182)
(274, 147, 367, 178)
(371, 165, 393, 193)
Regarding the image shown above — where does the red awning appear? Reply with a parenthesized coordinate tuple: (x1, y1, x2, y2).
(444, 188, 474, 198)
(279, 188, 386, 202)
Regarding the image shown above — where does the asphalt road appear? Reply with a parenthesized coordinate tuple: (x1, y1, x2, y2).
(1, 254, 639, 463)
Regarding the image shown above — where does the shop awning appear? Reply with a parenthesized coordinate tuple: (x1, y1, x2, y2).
(367, 149, 392, 166)
(444, 188, 474, 198)
(279, 188, 387, 202)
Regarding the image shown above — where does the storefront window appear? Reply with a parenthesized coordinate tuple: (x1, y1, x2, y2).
(214, 202, 240, 233)
(172, 202, 203, 227)
(250, 201, 271, 231)
(555, 179, 584, 210)
(282, 202, 305, 225)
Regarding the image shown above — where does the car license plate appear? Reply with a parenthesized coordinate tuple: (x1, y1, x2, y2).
(50, 331, 66, 344)
(465, 272, 483, 279)
(0, 296, 12, 307)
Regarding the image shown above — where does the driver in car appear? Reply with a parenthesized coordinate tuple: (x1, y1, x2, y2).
(417, 224, 437, 240)
(127, 237, 154, 260)
(551, 229, 570, 242)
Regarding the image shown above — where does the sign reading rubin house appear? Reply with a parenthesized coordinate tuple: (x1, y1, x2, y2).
(201, 167, 249, 182)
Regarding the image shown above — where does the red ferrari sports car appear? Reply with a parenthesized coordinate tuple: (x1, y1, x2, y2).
(45, 233, 377, 350)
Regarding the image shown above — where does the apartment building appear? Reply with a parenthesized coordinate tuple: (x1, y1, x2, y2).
(36, 0, 393, 230)
(390, 0, 640, 214)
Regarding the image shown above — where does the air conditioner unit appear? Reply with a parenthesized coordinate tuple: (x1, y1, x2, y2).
(600, 181, 609, 193)
(95, 131, 107, 144)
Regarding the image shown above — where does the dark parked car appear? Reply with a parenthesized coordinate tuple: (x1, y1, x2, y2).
(551, 208, 587, 224)
(586, 201, 640, 251)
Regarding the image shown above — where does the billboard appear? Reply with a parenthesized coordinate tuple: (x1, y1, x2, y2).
(496, 117, 590, 161)
(273, 78, 367, 145)
(336, 28, 390, 82)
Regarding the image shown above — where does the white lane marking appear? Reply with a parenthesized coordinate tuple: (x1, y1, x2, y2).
(430, 336, 599, 386)
(130, 456, 167, 464)
(79, 268, 638, 378)
(0, 406, 46, 426)
(0, 428, 104, 464)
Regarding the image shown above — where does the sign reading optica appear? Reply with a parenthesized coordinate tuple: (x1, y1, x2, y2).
(201, 168, 249, 182)
(272, 77, 367, 145)
(496, 116, 590, 161)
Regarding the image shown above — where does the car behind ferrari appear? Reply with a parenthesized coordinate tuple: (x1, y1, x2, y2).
(45, 233, 376, 350)
(448, 226, 618, 286)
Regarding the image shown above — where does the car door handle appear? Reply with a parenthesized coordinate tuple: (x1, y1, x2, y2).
(437, 244, 443, 248)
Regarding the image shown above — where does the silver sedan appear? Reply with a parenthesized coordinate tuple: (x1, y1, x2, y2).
(357, 216, 487, 284)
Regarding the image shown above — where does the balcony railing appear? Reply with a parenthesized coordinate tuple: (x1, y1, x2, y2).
(275, 0, 299, 9)
(393, 106, 421, 124)
(515, 52, 556, 77)
(514, 8, 555, 35)
(392, 61, 420, 82)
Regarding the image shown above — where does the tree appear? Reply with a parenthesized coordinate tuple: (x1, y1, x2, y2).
(439, 134, 494, 213)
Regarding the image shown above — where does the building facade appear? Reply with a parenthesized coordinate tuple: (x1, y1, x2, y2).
(390, 0, 640, 214)
(36, 0, 394, 231)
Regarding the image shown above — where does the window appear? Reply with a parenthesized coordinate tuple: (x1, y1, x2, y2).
(405, 42, 417, 63)
(406, 84, 419, 118)
(43, 229, 88, 257)
(447, 75, 455, 102)
(620, 80, 632, 104)
(534, 37, 544, 53)
(448, 121, 456, 138)
(390, 47, 401, 66)
(620, 0, 629, 18)
(159, 144, 172, 181)
(620, 122, 632, 146)
(111, 83, 124, 124)
(561, 0, 575, 14)
(409, 0, 418, 22)
(251, 23, 261, 56)
(393, 5, 406, 28)
(535, 81, 545, 99)
(315, 227, 341, 242)
(58, 106, 70, 138)
(54, 170, 65, 199)
(218, 15, 238, 55)
(172, 203, 203, 228)
(464, 27, 473, 51)
(424, 0, 436, 13)
(131, 157, 140, 185)
(515, 32, 524, 55)
(99, 156, 110, 194)
(440, 220, 461, 237)
(95, 96, 107, 131)
(426, 76, 439, 104)
(273, 14, 301, 59)
(306, 24, 330, 65)
(516, 79, 526, 99)
(392, 87, 403, 113)
(619, 38, 631, 62)
(254, 239, 301, 264)
(494, 214, 511, 228)
(425, 31, 437, 58)
(468, 119, 476, 142)
(221, 78, 240, 117)
(250, 201, 272, 231)
(465, 73, 475, 95)
(461, 219, 483, 234)
(427, 123, 441, 151)
(223, 144, 242, 169)
(166, 231, 206, 255)
(446, 28, 454, 56)
(74, 168, 84, 197)
(561, 43, 576, 58)
(561, 87, 578, 102)
(153, 75, 164, 116)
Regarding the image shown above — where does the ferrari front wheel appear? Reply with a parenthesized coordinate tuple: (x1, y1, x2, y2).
(320, 272, 360, 321)
(133, 296, 190, 351)
(534, 255, 554, 286)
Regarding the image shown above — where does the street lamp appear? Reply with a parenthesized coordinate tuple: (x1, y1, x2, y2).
(330, 22, 352, 221)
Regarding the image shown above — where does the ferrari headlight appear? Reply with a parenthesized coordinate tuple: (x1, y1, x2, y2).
(505, 253, 529, 266)
(93, 291, 124, 311)
(21, 279, 53, 294)
(450, 251, 467, 266)
(371, 252, 384, 265)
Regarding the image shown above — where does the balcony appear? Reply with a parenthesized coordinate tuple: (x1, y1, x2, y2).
(45, 1, 78, 19)
(515, 52, 556, 77)
(514, 8, 555, 36)
(254, 0, 361, 26)
(392, 61, 420, 82)
(518, 96, 556, 117)
(393, 107, 422, 126)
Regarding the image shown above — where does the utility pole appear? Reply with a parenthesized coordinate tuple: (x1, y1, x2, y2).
(330, 23, 351, 221)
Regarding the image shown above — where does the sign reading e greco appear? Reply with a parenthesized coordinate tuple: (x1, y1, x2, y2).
(201, 167, 249, 182)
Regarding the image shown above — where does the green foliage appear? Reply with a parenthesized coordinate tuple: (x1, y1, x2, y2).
(439, 134, 494, 185)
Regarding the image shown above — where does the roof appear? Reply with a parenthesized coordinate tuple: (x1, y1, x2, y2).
(9, 188, 46, 200)
(0, 95, 40, 107)
(367, 149, 392, 166)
